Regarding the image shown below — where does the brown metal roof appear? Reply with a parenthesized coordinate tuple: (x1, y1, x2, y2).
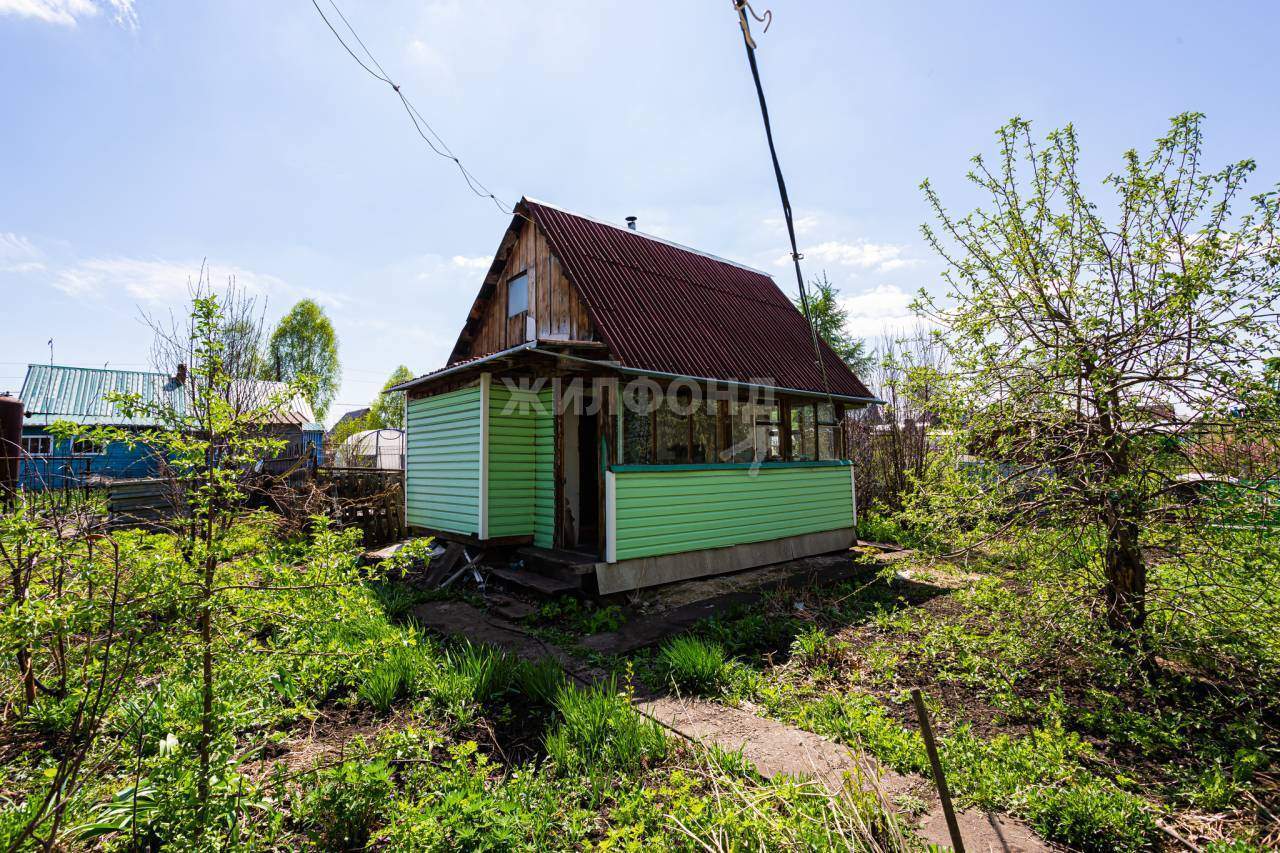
(521, 199, 874, 400)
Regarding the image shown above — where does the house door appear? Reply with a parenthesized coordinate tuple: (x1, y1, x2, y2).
(561, 395, 600, 554)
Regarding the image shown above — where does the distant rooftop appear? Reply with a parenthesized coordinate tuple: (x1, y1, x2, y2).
(19, 364, 317, 428)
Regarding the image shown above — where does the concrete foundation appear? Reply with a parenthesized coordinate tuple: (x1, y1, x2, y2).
(594, 527, 857, 595)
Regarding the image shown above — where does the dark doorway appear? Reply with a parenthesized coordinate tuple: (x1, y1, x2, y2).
(575, 402, 599, 551)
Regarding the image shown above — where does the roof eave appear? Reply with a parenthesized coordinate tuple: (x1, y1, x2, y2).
(388, 341, 538, 393)
(529, 349, 884, 405)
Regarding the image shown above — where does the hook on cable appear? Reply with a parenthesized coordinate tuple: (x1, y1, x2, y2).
(733, 0, 772, 50)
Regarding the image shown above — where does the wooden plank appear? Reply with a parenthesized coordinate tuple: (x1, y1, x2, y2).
(487, 565, 581, 596)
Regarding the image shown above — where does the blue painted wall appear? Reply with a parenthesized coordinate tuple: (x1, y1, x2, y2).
(19, 426, 327, 489)
(302, 429, 325, 466)
(18, 427, 160, 489)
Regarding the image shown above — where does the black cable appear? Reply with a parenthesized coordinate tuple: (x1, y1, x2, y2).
(309, 0, 518, 218)
(731, 1, 836, 408)
(310, 0, 388, 84)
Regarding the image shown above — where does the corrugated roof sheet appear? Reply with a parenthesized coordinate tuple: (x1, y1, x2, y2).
(523, 199, 874, 400)
(20, 364, 316, 427)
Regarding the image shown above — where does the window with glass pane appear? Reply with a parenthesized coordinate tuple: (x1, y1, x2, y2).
(727, 400, 753, 462)
(816, 402, 838, 460)
(506, 272, 529, 317)
(622, 387, 653, 464)
(22, 435, 51, 456)
(655, 400, 689, 463)
(753, 403, 781, 461)
(790, 403, 816, 461)
(690, 402, 717, 463)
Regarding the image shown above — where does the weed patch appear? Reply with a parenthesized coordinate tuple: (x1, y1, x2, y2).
(545, 680, 668, 777)
(657, 635, 728, 694)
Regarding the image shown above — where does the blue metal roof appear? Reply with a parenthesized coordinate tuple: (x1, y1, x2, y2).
(19, 364, 317, 427)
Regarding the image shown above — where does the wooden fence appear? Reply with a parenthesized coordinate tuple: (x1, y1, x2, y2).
(106, 467, 405, 546)
(107, 478, 182, 530)
(314, 467, 405, 547)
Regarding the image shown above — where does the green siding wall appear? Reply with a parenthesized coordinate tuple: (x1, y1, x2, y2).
(487, 384, 538, 538)
(405, 385, 481, 536)
(611, 463, 854, 561)
(533, 387, 555, 547)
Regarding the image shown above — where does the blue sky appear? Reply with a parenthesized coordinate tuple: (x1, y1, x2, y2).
(2, 0, 1277, 423)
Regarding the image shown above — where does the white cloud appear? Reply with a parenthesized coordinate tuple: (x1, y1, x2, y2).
(51, 257, 344, 309)
(763, 214, 820, 237)
(0, 0, 136, 28)
(838, 283, 931, 341)
(450, 254, 491, 270)
(0, 232, 46, 273)
(786, 240, 920, 273)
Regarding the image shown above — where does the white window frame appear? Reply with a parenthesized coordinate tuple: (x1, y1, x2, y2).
(506, 272, 529, 317)
(22, 435, 52, 456)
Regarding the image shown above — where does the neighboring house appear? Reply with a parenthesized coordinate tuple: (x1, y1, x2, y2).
(393, 198, 880, 593)
(329, 406, 371, 437)
(18, 364, 324, 489)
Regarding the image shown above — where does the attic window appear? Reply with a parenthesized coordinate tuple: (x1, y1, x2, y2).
(507, 272, 529, 317)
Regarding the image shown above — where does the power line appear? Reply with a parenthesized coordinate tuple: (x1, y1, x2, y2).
(729, 1, 836, 409)
(309, 0, 515, 217)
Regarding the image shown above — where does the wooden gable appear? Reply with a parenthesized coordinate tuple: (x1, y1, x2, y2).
(449, 213, 599, 364)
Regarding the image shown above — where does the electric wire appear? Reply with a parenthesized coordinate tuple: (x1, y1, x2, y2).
(730, 1, 836, 410)
(310, 0, 516, 217)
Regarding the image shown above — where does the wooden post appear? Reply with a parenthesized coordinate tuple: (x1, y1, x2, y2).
(911, 688, 964, 853)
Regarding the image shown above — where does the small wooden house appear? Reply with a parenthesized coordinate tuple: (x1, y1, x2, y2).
(394, 199, 879, 593)
(17, 364, 324, 490)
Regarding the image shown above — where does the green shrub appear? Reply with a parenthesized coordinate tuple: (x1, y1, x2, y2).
(294, 758, 393, 850)
(512, 657, 567, 708)
(790, 626, 846, 667)
(657, 635, 727, 694)
(1023, 779, 1156, 853)
(15, 694, 81, 741)
(378, 741, 589, 850)
(368, 581, 425, 621)
(545, 681, 668, 776)
(358, 644, 433, 712)
(445, 640, 521, 706)
(417, 641, 533, 726)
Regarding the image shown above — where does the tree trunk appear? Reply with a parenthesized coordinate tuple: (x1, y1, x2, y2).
(195, 537, 215, 837)
(1103, 513, 1146, 634)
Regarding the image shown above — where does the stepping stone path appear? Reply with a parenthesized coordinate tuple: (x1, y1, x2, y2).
(413, 599, 1052, 852)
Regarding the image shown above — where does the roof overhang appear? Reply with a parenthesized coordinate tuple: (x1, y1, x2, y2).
(532, 349, 885, 405)
(388, 342, 538, 393)
(391, 341, 884, 405)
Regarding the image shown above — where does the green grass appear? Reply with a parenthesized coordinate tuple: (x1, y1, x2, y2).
(357, 643, 435, 712)
(4, 512, 895, 850)
(657, 635, 728, 694)
(679, 550, 1280, 851)
(544, 679, 669, 778)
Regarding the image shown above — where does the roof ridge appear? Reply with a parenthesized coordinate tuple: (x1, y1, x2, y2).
(522, 196, 775, 277)
(28, 363, 165, 376)
(27, 363, 290, 386)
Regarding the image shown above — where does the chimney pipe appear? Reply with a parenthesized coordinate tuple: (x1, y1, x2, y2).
(625, 216, 637, 231)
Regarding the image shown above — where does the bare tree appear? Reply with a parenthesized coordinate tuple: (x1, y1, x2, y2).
(847, 326, 947, 514)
